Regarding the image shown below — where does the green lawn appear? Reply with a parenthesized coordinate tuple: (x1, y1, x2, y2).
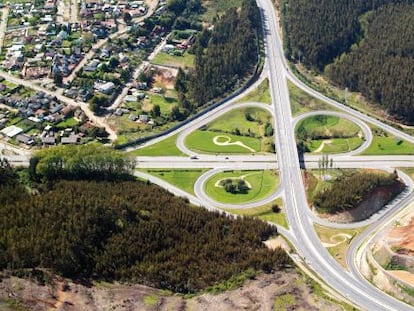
(185, 130, 262, 154)
(296, 115, 364, 153)
(308, 137, 364, 153)
(288, 81, 338, 116)
(128, 134, 186, 156)
(144, 93, 177, 114)
(56, 117, 79, 128)
(236, 78, 271, 104)
(224, 198, 287, 228)
(361, 136, 414, 155)
(140, 169, 208, 195)
(205, 170, 279, 204)
(150, 51, 195, 68)
(208, 106, 272, 137)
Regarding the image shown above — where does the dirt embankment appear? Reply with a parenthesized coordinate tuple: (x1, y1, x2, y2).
(0, 270, 344, 311)
(389, 217, 414, 256)
(318, 182, 405, 223)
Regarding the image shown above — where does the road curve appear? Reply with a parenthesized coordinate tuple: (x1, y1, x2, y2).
(193, 167, 283, 209)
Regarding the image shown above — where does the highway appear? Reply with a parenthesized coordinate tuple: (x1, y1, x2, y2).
(257, 0, 414, 309)
(1, 0, 414, 308)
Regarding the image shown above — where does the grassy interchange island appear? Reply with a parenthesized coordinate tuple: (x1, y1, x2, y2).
(185, 107, 275, 154)
(295, 114, 364, 154)
(204, 170, 279, 204)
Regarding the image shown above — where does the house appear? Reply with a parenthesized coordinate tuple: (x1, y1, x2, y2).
(41, 136, 56, 145)
(99, 82, 115, 94)
(84, 59, 100, 72)
(61, 134, 79, 144)
(16, 134, 34, 145)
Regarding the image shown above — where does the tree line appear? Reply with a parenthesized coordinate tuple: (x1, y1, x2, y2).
(0, 158, 290, 294)
(29, 144, 135, 182)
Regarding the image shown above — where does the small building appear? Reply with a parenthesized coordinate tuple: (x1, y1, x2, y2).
(61, 134, 79, 144)
(1, 125, 23, 138)
(41, 136, 56, 145)
(16, 134, 34, 145)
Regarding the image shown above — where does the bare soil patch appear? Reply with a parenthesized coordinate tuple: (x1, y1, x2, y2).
(389, 216, 414, 256)
(0, 270, 344, 311)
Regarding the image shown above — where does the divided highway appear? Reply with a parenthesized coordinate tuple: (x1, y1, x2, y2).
(258, 0, 414, 309)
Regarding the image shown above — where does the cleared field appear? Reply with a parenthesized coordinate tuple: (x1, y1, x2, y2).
(314, 224, 366, 268)
(140, 169, 207, 195)
(205, 170, 279, 204)
(185, 130, 262, 154)
(224, 198, 287, 228)
(361, 136, 414, 155)
(236, 78, 271, 104)
(150, 52, 195, 68)
(128, 134, 185, 156)
(296, 115, 363, 153)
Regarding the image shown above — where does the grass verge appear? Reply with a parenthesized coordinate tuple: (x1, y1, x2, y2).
(236, 78, 271, 104)
(139, 169, 208, 195)
(127, 134, 186, 156)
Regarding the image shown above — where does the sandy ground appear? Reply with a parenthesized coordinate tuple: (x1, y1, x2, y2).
(388, 270, 414, 287)
(0, 270, 345, 311)
(389, 216, 414, 256)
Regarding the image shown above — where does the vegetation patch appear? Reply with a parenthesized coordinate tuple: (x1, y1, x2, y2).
(273, 293, 296, 311)
(140, 169, 208, 195)
(127, 134, 186, 156)
(296, 114, 363, 153)
(304, 169, 405, 221)
(288, 81, 337, 116)
(0, 160, 290, 294)
(205, 170, 279, 204)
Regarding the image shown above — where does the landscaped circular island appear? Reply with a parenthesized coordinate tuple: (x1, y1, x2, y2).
(204, 170, 279, 204)
(295, 112, 368, 154)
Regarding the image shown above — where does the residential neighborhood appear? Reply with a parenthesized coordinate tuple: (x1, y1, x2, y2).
(0, 0, 199, 148)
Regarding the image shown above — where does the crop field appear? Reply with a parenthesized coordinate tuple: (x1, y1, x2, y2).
(204, 170, 279, 204)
